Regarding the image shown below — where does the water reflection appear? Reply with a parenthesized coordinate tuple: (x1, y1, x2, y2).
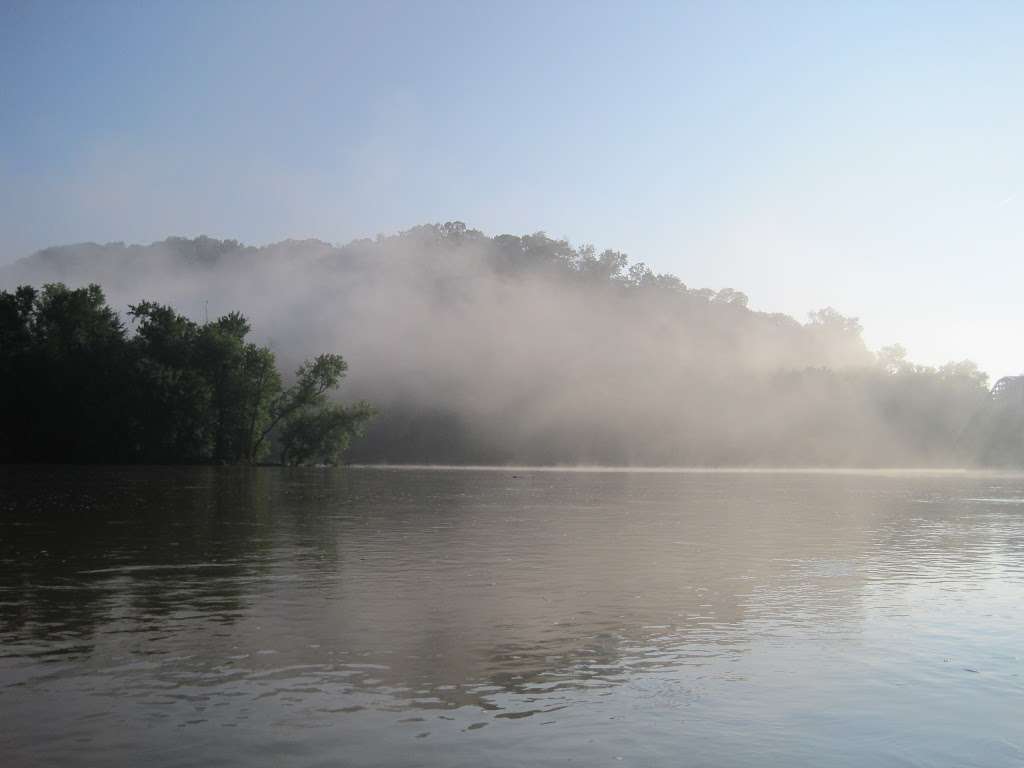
(1, 467, 1023, 766)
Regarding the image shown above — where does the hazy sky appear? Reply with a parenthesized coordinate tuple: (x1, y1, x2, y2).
(3, 1, 1022, 379)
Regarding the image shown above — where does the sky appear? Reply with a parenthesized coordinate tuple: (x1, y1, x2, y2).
(2, 1, 1023, 379)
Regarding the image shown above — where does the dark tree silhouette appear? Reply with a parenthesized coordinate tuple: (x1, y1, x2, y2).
(0, 284, 373, 465)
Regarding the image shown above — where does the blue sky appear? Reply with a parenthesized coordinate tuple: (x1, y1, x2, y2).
(3, 1, 1023, 378)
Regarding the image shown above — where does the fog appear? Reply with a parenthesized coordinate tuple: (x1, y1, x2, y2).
(1, 223, 1004, 466)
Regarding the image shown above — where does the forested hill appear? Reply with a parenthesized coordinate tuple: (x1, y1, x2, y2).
(3, 223, 1018, 466)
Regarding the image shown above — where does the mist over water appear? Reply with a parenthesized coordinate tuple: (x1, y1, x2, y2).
(7, 6, 1024, 768)
(0, 224, 1004, 466)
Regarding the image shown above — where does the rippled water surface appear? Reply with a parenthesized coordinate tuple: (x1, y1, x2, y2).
(2, 466, 1023, 767)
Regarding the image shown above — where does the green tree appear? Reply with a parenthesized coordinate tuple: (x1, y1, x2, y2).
(253, 354, 374, 465)
(0, 283, 371, 465)
(127, 301, 213, 461)
(14, 284, 132, 461)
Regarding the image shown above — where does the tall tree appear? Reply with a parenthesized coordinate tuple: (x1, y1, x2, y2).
(0, 284, 372, 465)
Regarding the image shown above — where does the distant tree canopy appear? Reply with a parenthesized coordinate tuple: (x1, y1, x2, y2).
(2, 223, 1022, 467)
(0, 283, 373, 464)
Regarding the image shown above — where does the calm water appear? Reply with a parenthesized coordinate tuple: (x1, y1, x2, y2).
(1, 467, 1023, 767)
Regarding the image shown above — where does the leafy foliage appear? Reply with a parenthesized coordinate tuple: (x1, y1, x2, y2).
(3, 225, 1021, 466)
(0, 284, 372, 464)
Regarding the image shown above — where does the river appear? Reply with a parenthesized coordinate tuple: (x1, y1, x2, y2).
(1, 466, 1022, 766)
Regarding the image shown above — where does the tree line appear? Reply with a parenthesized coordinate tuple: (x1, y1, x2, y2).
(2, 223, 1022, 467)
(0, 283, 373, 464)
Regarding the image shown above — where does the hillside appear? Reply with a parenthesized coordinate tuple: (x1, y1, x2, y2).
(1, 223, 1002, 466)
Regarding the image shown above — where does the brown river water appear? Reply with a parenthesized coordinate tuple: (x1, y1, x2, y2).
(1, 466, 1022, 766)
